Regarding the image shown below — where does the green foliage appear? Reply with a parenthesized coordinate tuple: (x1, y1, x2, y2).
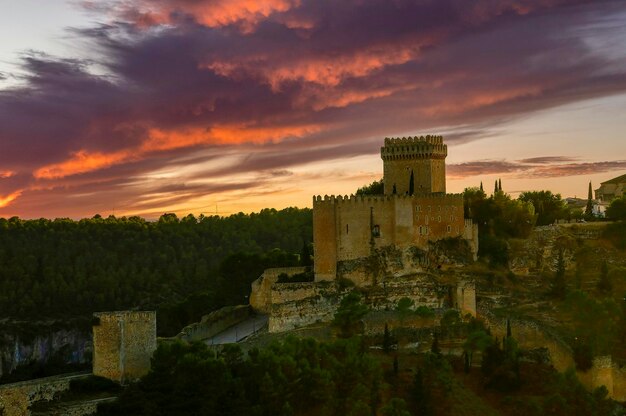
(333, 292, 369, 338)
(381, 398, 411, 416)
(414, 305, 435, 318)
(355, 179, 384, 196)
(551, 250, 567, 299)
(0, 208, 312, 336)
(601, 221, 626, 250)
(563, 290, 620, 355)
(98, 337, 393, 416)
(440, 309, 461, 327)
(605, 195, 626, 221)
(395, 297, 414, 324)
(519, 190, 567, 226)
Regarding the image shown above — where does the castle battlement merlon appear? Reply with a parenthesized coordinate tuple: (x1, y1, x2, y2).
(381, 135, 447, 161)
(312, 193, 463, 205)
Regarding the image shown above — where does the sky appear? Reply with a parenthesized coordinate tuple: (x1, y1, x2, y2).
(0, 0, 625, 219)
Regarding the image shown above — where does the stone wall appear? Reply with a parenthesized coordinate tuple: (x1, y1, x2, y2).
(175, 305, 251, 342)
(0, 373, 89, 416)
(312, 194, 468, 282)
(250, 267, 307, 314)
(31, 397, 116, 416)
(268, 282, 339, 333)
(92, 311, 156, 384)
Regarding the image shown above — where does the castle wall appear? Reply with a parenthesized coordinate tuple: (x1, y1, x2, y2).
(313, 198, 337, 281)
(250, 267, 307, 313)
(175, 305, 251, 343)
(313, 194, 465, 283)
(269, 282, 339, 332)
(454, 281, 476, 317)
(0, 373, 89, 416)
(92, 311, 156, 384)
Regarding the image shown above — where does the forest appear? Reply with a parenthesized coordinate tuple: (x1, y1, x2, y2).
(0, 208, 311, 336)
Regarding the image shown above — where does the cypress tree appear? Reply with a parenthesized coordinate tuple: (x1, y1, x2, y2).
(597, 260, 612, 293)
(585, 181, 594, 218)
(494, 180, 499, 194)
(498, 178, 502, 192)
(480, 181, 484, 192)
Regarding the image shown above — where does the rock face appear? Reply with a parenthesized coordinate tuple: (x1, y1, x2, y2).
(0, 327, 91, 380)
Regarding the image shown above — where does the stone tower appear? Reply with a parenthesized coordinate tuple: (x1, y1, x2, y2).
(381, 135, 447, 195)
(92, 311, 157, 384)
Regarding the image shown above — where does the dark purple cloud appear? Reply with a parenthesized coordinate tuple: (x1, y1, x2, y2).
(448, 158, 626, 179)
(0, 0, 625, 216)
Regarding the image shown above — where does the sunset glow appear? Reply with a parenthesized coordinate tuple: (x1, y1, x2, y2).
(1, 0, 625, 219)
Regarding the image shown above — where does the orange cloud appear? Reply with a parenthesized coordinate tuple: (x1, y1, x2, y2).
(0, 191, 22, 208)
(32, 123, 321, 180)
(205, 42, 427, 90)
(34, 150, 134, 180)
(0, 170, 15, 179)
(122, 0, 299, 30)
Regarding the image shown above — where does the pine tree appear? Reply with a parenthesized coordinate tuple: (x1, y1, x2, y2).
(552, 249, 567, 299)
(585, 181, 594, 218)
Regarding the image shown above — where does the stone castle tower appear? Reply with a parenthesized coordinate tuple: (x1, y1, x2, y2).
(312, 135, 478, 282)
(381, 135, 447, 195)
(92, 311, 157, 384)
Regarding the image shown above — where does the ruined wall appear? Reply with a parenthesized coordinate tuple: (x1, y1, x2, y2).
(0, 373, 88, 416)
(250, 267, 307, 313)
(455, 281, 476, 317)
(175, 305, 251, 343)
(269, 282, 339, 333)
(92, 311, 156, 384)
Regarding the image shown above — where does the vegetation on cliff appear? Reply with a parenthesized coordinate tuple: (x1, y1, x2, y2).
(0, 208, 312, 336)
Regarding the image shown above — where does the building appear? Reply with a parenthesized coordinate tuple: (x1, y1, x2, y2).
(250, 135, 478, 332)
(595, 173, 626, 202)
(313, 135, 477, 283)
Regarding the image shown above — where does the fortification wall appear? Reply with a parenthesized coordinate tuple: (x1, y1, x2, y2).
(313, 199, 337, 281)
(312, 194, 466, 283)
(0, 373, 89, 416)
(269, 282, 339, 333)
(455, 281, 476, 317)
(92, 311, 156, 384)
(250, 267, 307, 313)
(176, 305, 251, 343)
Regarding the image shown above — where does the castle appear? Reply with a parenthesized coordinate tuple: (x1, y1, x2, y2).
(251, 135, 478, 331)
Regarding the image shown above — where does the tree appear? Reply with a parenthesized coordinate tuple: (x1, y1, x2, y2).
(381, 398, 411, 416)
(462, 330, 492, 370)
(551, 249, 567, 299)
(383, 323, 393, 353)
(395, 297, 414, 324)
(519, 190, 567, 225)
(300, 241, 312, 267)
(606, 195, 626, 221)
(333, 292, 369, 337)
(356, 179, 384, 196)
(585, 182, 594, 218)
(499, 178, 502, 192)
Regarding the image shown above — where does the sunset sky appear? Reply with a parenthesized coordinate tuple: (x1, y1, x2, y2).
(1, 0, 625, 219)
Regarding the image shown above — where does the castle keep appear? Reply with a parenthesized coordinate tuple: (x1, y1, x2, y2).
(251, 135, 478, 331)
(314, 135, 477, 282)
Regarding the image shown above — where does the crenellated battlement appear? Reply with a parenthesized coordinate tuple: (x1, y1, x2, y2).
(312, 193, 463, 206)
(381, 135, 447, 160)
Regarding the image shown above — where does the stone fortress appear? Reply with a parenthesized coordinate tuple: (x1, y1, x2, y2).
(251, 135, 479, 331)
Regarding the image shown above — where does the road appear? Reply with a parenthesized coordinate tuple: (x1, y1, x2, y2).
(205, 314, 268, 345)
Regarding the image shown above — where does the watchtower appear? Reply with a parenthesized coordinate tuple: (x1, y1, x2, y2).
(381, 135, 447, 195)
(92, 311, 157, 384)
